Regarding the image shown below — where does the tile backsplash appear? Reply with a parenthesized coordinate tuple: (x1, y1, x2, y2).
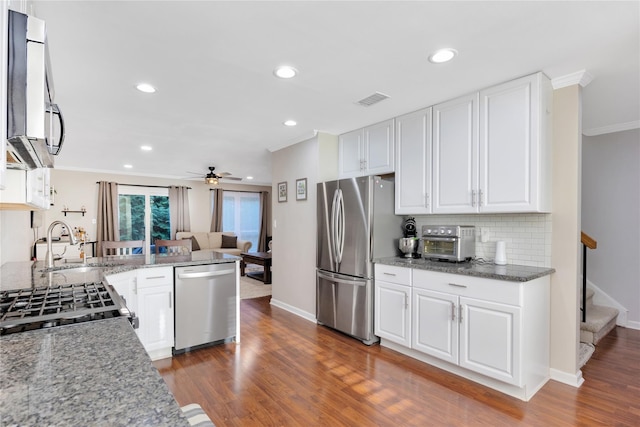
(411, 213, 552, 267)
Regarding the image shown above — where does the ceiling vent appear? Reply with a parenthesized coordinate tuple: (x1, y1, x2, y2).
(356, 92, 390, 107)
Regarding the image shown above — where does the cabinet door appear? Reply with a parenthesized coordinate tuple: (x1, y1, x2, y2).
(395, 108, 432, 214)
(339, 129, 364, 178)
(106, 271, 138, 314)
(26, 168, 50, 209)
(365, 119, 395, 175)
(412, 288, 458, 364)
(375, 281, 411, 347)
(459, 297, 521, 386)
(479, 73, 544, 212)
(137, 283, 174, 353)
(432, 93, 478, 213)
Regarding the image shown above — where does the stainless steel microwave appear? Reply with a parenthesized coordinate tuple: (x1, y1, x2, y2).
(6, 9, 64, 170)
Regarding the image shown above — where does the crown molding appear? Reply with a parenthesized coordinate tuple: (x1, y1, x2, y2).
(551, 70, 594, 89)
(583, 120, 640, 136)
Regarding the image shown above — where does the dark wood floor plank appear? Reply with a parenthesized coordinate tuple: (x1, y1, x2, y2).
(155, 297, 640, 426)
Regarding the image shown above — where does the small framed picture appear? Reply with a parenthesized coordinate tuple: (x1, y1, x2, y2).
(277, 181, 288, 202)
(296, 178, 307, 201)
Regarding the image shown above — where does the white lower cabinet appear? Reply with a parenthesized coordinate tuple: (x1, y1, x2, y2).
(106, 267, 174, 361)
(375, 265, 549, 401)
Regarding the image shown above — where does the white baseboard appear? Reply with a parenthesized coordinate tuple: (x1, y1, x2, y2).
(627, 320, 640, 330)
(269, 298, 316, 323)
(550, 368, 584, 388)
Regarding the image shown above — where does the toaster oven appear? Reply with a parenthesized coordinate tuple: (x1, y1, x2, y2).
(421, 225, 476, 262)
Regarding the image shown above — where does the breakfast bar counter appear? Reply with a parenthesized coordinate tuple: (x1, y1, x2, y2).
(0, 317, 189, 426)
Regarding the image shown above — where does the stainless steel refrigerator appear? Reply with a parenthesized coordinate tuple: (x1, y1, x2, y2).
(316, 176, 401, 344)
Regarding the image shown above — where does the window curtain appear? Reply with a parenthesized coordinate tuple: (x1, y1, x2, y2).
(258, 191, 269, 252)
(96, 181, 119, 256)
(210, 188, 224, 232)
(169, 186, 191, 238)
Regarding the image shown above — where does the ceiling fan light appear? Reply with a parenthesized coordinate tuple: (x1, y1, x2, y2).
(205, 176, 218, 185)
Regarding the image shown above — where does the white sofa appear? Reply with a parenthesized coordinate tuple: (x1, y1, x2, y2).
(175, 231, 251, 256)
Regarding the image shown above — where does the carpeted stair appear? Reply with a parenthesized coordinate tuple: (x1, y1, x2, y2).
(580, 287, 618, 345)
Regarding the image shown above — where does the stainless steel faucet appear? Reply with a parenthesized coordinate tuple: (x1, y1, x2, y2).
(45, 220, 78, 268)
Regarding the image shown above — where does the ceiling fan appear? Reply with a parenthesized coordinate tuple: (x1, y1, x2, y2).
(197, 166, 242, 185)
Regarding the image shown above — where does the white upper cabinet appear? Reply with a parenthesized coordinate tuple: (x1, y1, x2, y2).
(339, 119, 394, 178)
(478, 73, 551, 212)
(0, 168, 50, 209)
(432, 93, 479, 213)
(395, 108, 432, 214)
(432, 73, 551, 214)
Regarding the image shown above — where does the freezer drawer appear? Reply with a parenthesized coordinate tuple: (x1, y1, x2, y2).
(316, 270, 377, 345)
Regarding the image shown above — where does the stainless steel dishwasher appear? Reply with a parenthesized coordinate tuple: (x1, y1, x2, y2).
(174, 263, 237, 353)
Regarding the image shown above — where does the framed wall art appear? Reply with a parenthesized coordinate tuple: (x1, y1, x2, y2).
(296, 178, 307, 201)
(277, 181, 287, 202)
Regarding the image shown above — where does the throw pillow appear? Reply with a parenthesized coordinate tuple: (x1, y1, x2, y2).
(221, 234, 237, 248)
(184, 236, 200, 251)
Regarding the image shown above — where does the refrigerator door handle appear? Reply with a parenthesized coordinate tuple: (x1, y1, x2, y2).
(335, 189, 345, 264)
(317, 270, 367, 287)
(330, 188, 339, 265)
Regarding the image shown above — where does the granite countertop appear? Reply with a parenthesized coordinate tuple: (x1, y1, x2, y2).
(1, 251, 239, 291)
(375, 257, 555, 282)
(0, 317, 189, 426)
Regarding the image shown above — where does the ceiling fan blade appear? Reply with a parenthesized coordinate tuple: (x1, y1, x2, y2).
(221, 176, 242, 181)
(217, 172, 232, 177)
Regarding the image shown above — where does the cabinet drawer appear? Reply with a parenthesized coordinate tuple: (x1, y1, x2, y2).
(375, 264, 411, 286)
(412, 269, 521, 306)
(137, 266, 174, 286)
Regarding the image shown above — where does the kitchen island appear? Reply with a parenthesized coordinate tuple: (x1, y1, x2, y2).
(1, 250, 239, 291)
(0, 251, 238, 425)
(0, 317, 190, 426)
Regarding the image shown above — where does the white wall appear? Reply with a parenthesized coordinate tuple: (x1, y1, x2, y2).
(270, 133, 337, 319)
(582, 128, 640, 327)
(0, 169, 271, 264)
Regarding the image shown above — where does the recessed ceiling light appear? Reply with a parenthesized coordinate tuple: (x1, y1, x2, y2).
(246, 176, 254, 180)
(140, 145, 152, 151)
(136, 83, 156, 93)
(124, 164, 133, 169)
(428, 48, 458, 64)
(283, 120, 297, 127)
(273, 65, 298, 79)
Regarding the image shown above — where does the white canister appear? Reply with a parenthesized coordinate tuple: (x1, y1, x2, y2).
(495, 241, 507, 265)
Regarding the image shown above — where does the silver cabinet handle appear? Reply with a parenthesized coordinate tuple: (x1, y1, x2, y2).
(169, 292, 172, 309)
(145, 275, 165, 280)
(404, 293, 409, 309)
(383, 272, 396, 276)
(479, 189, 484, 207)
(471, 190, 476, 207)
(459, 305, 463, 323)
(451, 302, 456, 321)
(448, 283, 467, 288)
(425, 193, 430, 208)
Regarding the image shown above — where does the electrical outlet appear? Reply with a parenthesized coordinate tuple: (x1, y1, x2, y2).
(479, 227, 489, 243)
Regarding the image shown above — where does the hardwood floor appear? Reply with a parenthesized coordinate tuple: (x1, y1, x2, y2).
(155, 297, 640, 426)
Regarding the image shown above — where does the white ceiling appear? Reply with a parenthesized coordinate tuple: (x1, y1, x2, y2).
(32, 1, 640, 185)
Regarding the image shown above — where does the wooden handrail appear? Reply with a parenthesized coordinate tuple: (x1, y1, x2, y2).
(581, 232, 597, 250)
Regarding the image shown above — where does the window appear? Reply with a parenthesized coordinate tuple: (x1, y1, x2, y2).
(222, 191, 261, 251)
(118, 186, 170, 253)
